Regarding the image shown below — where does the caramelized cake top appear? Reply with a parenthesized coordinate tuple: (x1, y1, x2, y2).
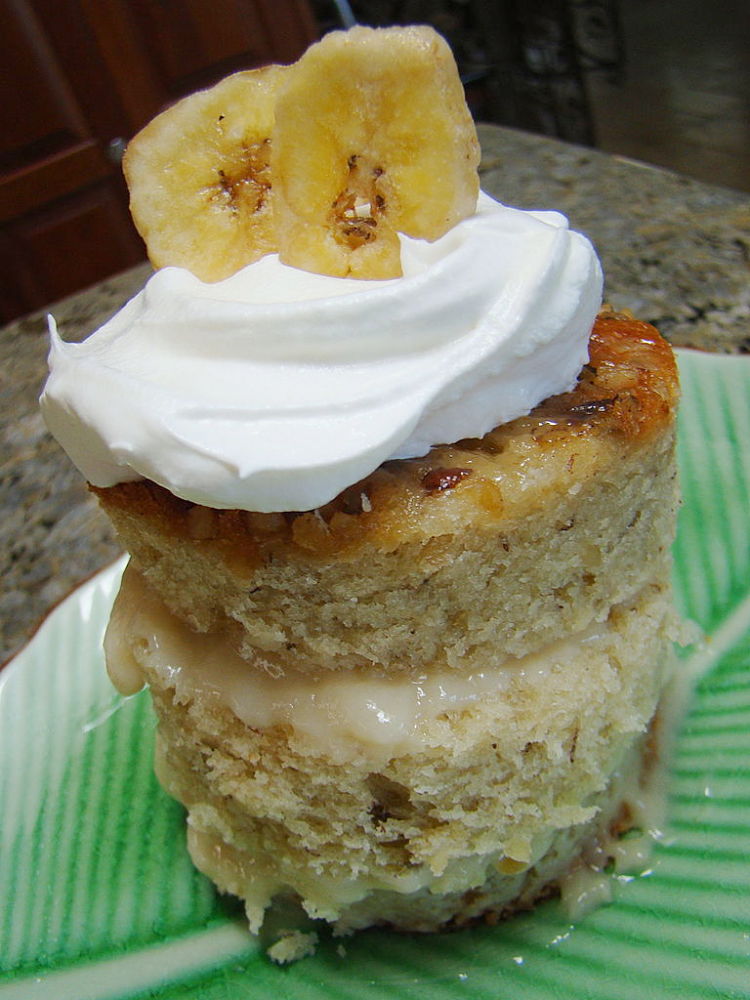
(93, 310, 678, 563)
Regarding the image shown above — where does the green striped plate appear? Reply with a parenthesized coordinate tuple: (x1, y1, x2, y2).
(2, 349, 749, 1000)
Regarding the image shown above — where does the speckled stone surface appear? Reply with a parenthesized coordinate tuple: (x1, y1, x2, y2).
(476, 126, 750, 354)
(2, 124, 749, 665)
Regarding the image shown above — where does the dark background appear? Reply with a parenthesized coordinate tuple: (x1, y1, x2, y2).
(2, 0, 748, 324)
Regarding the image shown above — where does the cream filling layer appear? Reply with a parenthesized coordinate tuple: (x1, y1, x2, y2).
(105, 563, 615, 763)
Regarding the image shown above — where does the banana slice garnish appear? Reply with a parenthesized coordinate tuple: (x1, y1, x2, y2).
(124, 26, 479, 282)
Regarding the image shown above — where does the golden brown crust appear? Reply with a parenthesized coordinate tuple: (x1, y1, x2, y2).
(538, 310, 679, 438)
(92, 310, 678, 562)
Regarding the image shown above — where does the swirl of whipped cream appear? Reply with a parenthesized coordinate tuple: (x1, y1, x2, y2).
(41, 193, 602, 512)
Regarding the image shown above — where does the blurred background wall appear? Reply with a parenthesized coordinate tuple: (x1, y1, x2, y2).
(2, 0, 748, 324)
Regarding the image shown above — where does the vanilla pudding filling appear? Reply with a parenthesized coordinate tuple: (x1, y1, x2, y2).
(106, 563, 666, 765)
(105, 564, 560, 761)
(41, 192, 602, 513)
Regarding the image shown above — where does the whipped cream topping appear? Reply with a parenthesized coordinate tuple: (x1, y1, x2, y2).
(41, 193, 602, 512)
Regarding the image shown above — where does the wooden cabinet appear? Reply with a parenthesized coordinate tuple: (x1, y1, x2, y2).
(1, 0, 318, 324)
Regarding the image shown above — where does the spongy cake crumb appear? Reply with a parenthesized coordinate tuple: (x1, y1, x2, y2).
(266, 929, 319, 964)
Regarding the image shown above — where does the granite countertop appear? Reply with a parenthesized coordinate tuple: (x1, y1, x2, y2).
(2, 123, 750, 665)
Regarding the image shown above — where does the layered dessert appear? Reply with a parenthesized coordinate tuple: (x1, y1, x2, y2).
(40, 26, 680, 957)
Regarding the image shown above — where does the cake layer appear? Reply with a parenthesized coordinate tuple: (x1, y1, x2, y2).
(93, 312, 680, 676)
(182, 737, 652, 936)
(105, 566, 677, 933)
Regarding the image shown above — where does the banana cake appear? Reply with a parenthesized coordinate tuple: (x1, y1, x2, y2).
(96, 308, 679, 936)
(41, 25, 681, 955)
